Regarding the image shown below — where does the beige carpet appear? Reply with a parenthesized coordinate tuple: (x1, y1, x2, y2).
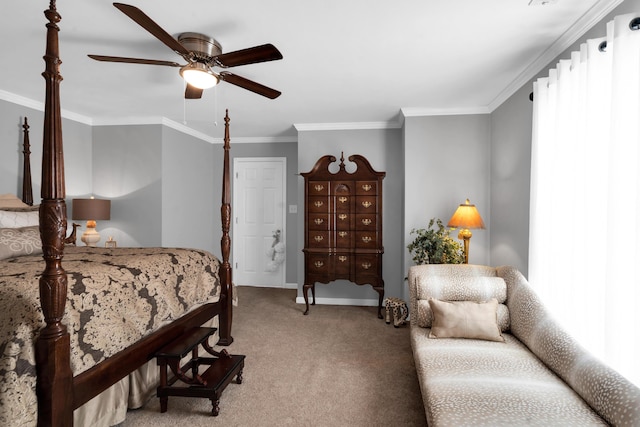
(123, 286, 427, 426)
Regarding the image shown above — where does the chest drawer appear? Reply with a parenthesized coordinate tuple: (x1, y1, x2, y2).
(335, 212, 351, 230)
(355, 196, 377, 213)
(355, 214, 377, 230)
(308, 181, 329, 196)
(335, 195, 351, 213)
(333, 253, 351, 277)
(308, 230, 331, 248)
(354, 254, 382, 284)
(335, 230, 353, 248)
(308, 214, 330, 230)
(308, 196, 330, 213)
(355, 231, 379, 248)
(305, 253, 330, 283)
(356, 181, 378, 195)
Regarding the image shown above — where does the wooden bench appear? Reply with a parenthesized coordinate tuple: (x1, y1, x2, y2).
(155, 327, 245, 416)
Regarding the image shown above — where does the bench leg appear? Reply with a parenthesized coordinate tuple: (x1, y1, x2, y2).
(210, 398, 220, 416)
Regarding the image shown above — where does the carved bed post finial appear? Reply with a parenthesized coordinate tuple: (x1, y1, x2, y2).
(218, 109, 234, 346)
(36, 0, 74, 425)
(22, 117, 34, 206)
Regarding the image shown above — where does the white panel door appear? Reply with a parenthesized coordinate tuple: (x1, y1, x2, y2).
(233, 157, 286, 287)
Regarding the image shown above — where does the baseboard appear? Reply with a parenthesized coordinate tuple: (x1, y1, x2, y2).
(284, 282, 298, 289)
(294, 296, 379, 307)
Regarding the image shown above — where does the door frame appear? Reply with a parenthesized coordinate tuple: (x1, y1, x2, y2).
(232, 156, 287, 287)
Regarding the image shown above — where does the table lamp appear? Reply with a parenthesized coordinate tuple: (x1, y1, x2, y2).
(447, 199, 485, 264)
(72, 197, 111, 246)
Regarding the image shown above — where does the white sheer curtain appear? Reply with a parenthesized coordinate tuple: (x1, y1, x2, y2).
(530, 13, 640, 387)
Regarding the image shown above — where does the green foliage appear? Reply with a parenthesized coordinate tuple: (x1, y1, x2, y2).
(407, 218, 464, 265)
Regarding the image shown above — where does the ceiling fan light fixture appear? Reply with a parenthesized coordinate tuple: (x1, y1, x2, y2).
(180, 63, 219, 89)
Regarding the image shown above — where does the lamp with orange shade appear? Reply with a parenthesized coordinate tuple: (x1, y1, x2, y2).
(72, 197, 111, 246)
(447, 199, 485, 264)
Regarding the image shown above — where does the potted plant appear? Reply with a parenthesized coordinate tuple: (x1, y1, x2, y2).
(407, 218, 464, 264)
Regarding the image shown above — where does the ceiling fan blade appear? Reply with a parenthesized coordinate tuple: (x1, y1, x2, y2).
(214, 44, 283, 68)
(219, 71, 281, 99)
(185, 84, 204, 99)
(88, 54, 181, 67)
(113, 3, 191, 58)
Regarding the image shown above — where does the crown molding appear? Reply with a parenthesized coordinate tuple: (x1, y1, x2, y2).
(0, 89, 93, 125)
(488, 0, 624, 111)
(294, 120, 402, 132)
(401, 106, 491, 117)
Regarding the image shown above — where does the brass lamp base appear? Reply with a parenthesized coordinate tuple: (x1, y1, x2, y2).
(458, 228, 472, 264)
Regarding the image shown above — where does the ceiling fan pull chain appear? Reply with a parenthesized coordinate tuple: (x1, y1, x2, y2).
(214, 87, 218, 127)
(183, 81, 187, 125)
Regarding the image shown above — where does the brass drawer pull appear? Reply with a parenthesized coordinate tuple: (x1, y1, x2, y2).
(338, 231, 348, 238)
(314, 201, 324, 208)
(338, 214, 348, 221)
(314, 184, 324, 192)
(314, 260, 324, 268)
(361, 262, 372, 269)
(362, 184, 372, 192)
(338, 256, 348, 262)
(361, 201, 372, 208)
(361, 218, 372, 226)
(361, 236, 372, 243)
(314, 235, 324, 242)
(338, 196, 348, 203)
(314, 218, 324, 225)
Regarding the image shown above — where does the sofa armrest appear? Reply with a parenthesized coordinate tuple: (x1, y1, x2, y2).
(498, 266, 640, 426)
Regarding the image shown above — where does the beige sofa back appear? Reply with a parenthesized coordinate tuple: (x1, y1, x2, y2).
(408, 264, 640, 426)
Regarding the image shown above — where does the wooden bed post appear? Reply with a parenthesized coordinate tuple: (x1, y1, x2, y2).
(36, 1, 74, 425)
(218, 109, 234, 346)
(22, 117, 34, 206)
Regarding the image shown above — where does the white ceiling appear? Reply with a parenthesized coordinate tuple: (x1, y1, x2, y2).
(0, 0, 623, 141)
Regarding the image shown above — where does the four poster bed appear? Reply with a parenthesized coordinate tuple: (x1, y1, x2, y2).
(0, 2, 235, 426)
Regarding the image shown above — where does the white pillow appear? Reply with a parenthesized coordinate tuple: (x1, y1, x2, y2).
(428, 298, 505, 342)
(0, 210, 39, 228)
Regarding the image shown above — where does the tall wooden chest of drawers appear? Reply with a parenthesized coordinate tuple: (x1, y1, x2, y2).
(301, 153, 385, 317)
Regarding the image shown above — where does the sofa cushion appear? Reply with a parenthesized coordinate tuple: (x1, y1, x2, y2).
(428, 298, 504, 342)
(414, 275, 509, 331)
(411, 328, 609, 426)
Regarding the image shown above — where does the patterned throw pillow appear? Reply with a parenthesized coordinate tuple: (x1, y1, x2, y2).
(0, 226, 42, 260)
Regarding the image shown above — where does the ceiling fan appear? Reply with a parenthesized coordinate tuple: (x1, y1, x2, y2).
(88, 3, 283, 99)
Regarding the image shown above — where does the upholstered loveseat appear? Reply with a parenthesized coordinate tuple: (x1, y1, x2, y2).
(408, 264, 640, 426)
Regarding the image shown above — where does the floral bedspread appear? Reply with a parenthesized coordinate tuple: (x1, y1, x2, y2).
(0, 246, 221, 426)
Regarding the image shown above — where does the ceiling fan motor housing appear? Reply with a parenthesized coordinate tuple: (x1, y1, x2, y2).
(177, 32, 222, 63)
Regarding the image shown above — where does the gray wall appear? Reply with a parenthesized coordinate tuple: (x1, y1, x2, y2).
(92, 124, 224, 256)
(162, 126, 218, 255)
(0, 99, 92, 207)
(92, 124, 163, 248)
(489, 89, 532, 276)
(403, 114, 492, 298)
(297, 128, 405, 305)
(229, 141, 298, 284)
